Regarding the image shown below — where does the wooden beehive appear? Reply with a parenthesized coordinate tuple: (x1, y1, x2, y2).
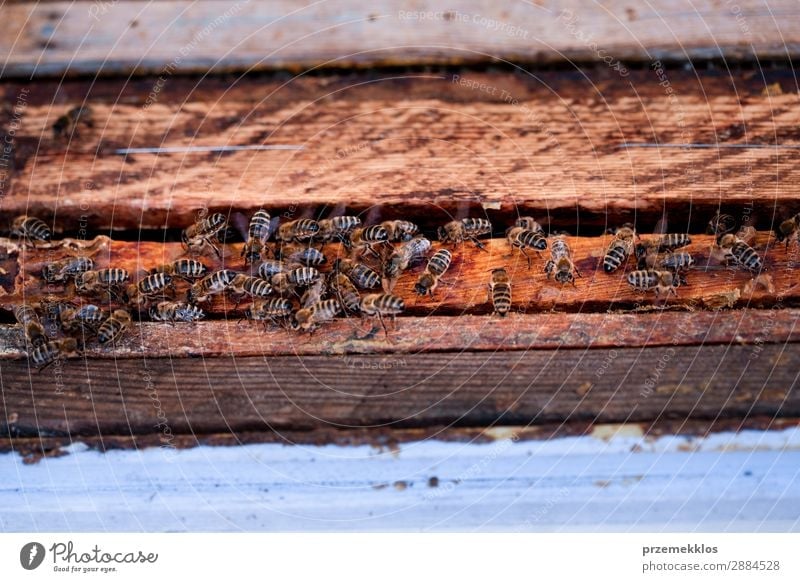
(1, 0, 800, 461)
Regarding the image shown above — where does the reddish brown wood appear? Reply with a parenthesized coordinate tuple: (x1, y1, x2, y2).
(1, 233, 798, 323)
(3, 69, 800, 233)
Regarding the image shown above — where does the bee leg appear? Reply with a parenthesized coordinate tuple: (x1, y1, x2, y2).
(519, 248, 533, 270)
(208, 239, 223, 259)
(35, 359, 58, 373)
(470, 237, 488, 252)
(377, 313, 389, 340)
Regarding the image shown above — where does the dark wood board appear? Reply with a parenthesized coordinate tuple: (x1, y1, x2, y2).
(1, 344, 797, 438)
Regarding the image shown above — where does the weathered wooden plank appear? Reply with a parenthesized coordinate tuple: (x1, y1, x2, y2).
(1, 232, 797, 324)
(1, 344, 797, 437)
(1, 307, 799, 359)
(3, 0, 800, 79)
(3, 69, 800, 232)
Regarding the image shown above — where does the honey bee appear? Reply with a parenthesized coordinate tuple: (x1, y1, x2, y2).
(292, 299, 342, 333)
(151, 258, 208, 280)
(381, 220, 419, 242)
(280, 245, 327, 267)
(736, 225, 757, 247)
(59, 304, 106, 335)
(775, 213, 800, 248)
(14, 304, 40, 327)
(635, 234, 690, 269)
(38, 297, 75, 323)
(241, 209, 273, 265)
(514, 216, 545, 233)
(335, 258, 382, 289)
(603, 225, 637, 273)
(659, 252, 695, 273)
(137, 272, 174, 296)
(229, 274, 273, 302)
(383, 236, 431, 292)
(42, 256, 94, 283)
(52, 106, 94, 139)
(634, 240, 659, 269)
(271, 267, 321, 295)
(346, 225, 389, 258)
(316, 216, 362, 242)
(24, 320, 48, 348)
(626, 270, 679, 297)
(707, 212, 737, 236)
(256, 259, 285, 280)
(414, 249, 452, 297)
(276, 218, 320, 243)
(187, 269, 237, 303)
(359, 293, 405, 336)
(14, 305, 47, 348)
(716, 233, 763, 274)
(11, 215, 52, 246)
(438, 218, 492, 250)
(97, 309, 132, 345)
(488, 268, 512, 316)
(301, 278, 327, 309)
(328, 272, 362, 312)
(506, 226, 547, 268)
(544, 237, 580, 285)
(659, 233, 692, 252)
(31, 338, 79, 370)
(244, 298, 294, 327)
(182, 212, 227, 257)
(75, 268, 130, 296)
(149, 301, 206, 323)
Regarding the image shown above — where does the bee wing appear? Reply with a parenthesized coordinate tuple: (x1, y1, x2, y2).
(318, 202, 347, 220)
(653, 212, 668, 235)
(362, 206, 383, 225)
(229, 211, 250, 240)
(453, 200, 470, 221)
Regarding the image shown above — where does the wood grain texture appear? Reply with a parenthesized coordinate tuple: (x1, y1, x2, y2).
(2, 0, 800, 78)
(1, 232, 798, 324)
(1, 344, 797, 437)
(3, 68, 800, 233)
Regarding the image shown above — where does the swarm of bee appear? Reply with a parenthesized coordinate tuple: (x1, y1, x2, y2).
(6, 206, 786, 368)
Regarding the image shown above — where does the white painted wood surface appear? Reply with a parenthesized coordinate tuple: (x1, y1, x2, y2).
(1, 426, 799, 532)
(3, 0, 800, 78)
